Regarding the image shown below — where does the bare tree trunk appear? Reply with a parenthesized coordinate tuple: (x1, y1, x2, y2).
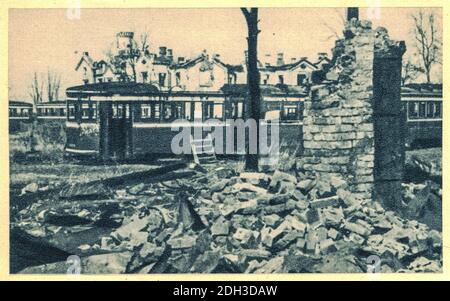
(241, 8, 261, 171)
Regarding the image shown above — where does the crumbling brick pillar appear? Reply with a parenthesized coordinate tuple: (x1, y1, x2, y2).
(373, 28, 406, 208)
(301, 19, 376, 202)
(301, 20, 406, 205)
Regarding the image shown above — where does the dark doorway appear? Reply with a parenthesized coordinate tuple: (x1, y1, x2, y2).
(99, 102, 133, 160)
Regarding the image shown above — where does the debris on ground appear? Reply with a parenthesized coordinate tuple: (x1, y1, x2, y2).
(13, 161, 442, 274)
(401, 181, 442, 231)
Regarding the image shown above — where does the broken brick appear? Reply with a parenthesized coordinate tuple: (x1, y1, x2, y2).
(210, 179, 229, 193)
(232, 228, 258, 249)
(240, 172, 266, 185)
(272, 231, 300, 252)
(210, 216, 230, 236)
(318, 238, 336, 254)
(262, 214, 281, 227)
(344, 221, 371, 237)
(291, 189, 306, 201)
(233, 183, 267, 195)
(297, 179, 316, 194)
(327, 228, 339, 240)
(310, 195, 339, 209)
(269, 193, 291, 205)
(167, 236, 197, 249)
(239, 249, 271, 260)
(271, 170, 297, 184)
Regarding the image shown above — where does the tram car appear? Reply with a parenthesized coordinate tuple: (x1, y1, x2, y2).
(9, 100, 68, 133)
(9, 101, 33, 133)
(401, 83, 442, 148)
(64, 82, 306, 159)
(35, 101, 67, 121)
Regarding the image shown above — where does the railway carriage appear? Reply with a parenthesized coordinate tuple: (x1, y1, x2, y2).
(64, 82, 306, 159)
(9, 101, 33, 132)
(36, 101, 67, 121)
(401, 84, 442, 148)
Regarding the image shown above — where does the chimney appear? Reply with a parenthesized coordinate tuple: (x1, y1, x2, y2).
(159, 46, 167, 56)
(277, 53, 284, 66)
(318, 52, 328, 60)
(178, 57, 185, 63)
(347, 7, 359, 21)
(83, 52, 89, 56)
(291, 57, 297, 62)
(167, 49, 173, 61)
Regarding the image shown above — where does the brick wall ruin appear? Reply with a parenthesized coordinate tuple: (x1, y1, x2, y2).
(300, 19, 405, 205)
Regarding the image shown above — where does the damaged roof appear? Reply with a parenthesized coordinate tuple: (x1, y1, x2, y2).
(221, 84, 308, 96)
(66, 82, 160, 97)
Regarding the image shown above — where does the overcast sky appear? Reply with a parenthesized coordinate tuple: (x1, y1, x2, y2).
(9, 7, 442, 101)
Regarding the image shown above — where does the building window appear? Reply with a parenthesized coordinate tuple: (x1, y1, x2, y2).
(227, 102, 244, 119)
(228, 73, 237, 85)
(427, 102, 435, 118)
(199, 70, 213, 87)
(213, 104, 223, 120)
(141, 104, 151, 118)
(203, 102, 214, 120)
(142, 72, 148, 83)
(418, 102, 426, 118)
(163, 103, 173, 121)
(278, 75, 284, 85)
(158, 73, 166, 87)
(297, 74, 307, 85)
(184, 102, 192, 121)
(154, 103, 161, 119)
(435, 102, 442, 118)
(175, 72, 181, 86)
(282, 105, 298, 120)
(262, 74, 270, 85)
(194, 102, 203, 119)
(408, 102, 419, 119)
(98, 78, 103, 83)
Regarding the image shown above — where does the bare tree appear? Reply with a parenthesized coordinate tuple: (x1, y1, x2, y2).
(47, 70, 61, 102)
(29, 71, 61, 104)
(412, 10, 442, 83)
(139, 32, 150, 56)
(28, 72, 44, 152)
(241, 8, 261, 171)
(320, 8, 345, 41)
(29, 72, 44, 106)
(402, 59, 424, 85)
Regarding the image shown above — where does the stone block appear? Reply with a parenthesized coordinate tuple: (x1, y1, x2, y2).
(211, 216, 230, 236)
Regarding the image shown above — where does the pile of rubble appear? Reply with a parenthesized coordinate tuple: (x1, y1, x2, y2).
(14, 162, 442, 274)
(401, 181, 442, 232)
